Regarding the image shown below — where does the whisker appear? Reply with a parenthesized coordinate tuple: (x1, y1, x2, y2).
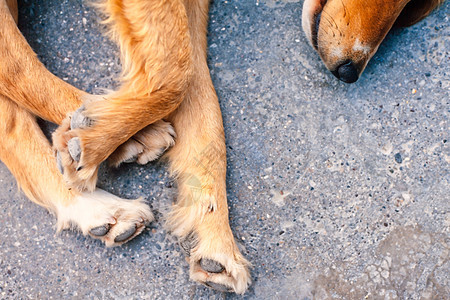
(322, 10, 343, 36)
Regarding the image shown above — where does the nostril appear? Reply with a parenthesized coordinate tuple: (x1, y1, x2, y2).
(332, 61, 359, 83)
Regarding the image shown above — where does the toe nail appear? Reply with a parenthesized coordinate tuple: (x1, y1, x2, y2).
(71, 106, 92, 129)
(179, 232, 197, 257)
(204, 281, 232, 292)
(123, 156, 138, 163)
(56, 151, 64, 174)
(199, 258, 225, 273)
(90, 224, 110, 236)
(114, 225, 137, 243)
(68, 137, 81, 162)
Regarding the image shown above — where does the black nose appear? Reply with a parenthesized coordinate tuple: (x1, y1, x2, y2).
(332, 61, 359, 83)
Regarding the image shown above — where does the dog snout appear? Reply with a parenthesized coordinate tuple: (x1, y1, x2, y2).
(331, 60, 360, 83)
(304, 0, 415, 83)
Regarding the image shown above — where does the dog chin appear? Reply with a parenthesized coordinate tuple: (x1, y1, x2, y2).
(302, 0, 327, 50)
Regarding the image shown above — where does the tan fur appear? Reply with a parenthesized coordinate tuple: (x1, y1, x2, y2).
(5, 0, 17, 23)
(52, 0, 194, 191)
(0, 0, 250, 294)
(302, 0, 443, 81)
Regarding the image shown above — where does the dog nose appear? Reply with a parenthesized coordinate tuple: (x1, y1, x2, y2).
(332, 61, 359, 83)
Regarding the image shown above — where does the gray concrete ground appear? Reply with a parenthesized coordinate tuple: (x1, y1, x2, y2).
(0, 0, 449, 299)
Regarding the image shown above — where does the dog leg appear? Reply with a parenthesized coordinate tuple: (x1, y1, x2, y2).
(53, 0, 193, 191)
(0, 0, 84, 123)
(0, 95, 153, 246)
(165, 0, 251, 294)
(0, 0, 176, 183)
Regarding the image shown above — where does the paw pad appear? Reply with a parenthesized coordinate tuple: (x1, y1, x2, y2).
(70, 106, 93, 129)
(114, 225, 137, 243)
(55, 105, 94, 175)
(199, 258, 225, 273)
(89, 224, 111, 237)
(67, 137, 81, 162)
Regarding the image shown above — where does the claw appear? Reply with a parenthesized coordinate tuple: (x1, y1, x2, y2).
(123, 155, 138, 163)
(180, 232, 198, 256)
(204, 281, 232, 292)
(56, 151, 64, 174)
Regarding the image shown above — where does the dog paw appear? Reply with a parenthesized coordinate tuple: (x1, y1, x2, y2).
(56, 189, 154, 246)
(53, 103, 176, 191)
(53, 105, 99, 191)
(179, 231, 251, 294)
(108, 120, 176, 167)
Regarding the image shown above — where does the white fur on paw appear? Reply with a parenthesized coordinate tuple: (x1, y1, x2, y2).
(56, 189, 153, 246)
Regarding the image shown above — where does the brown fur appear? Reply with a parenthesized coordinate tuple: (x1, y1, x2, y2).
(302, 0, 443, 81)
(0, 0, 250, 294)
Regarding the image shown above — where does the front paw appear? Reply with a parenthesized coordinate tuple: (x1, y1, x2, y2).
(53, 105, 98, 191)
(56, 189, 154, 246)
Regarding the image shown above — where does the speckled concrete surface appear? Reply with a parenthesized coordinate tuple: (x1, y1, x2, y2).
(1, 0, 449, 299)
